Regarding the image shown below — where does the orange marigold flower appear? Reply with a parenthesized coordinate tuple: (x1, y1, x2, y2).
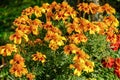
(93, 21, 108, 35)
(44, 30, 65, 50)
(22, 7, 34, 16)
(44, 31, 62, 42)
(32, 52, 46, 63)
(46, 10, 54, 21)
(30, 19, 43, 35)
(26, 73, 35, 80)
(69, 33, 87, 44)
(30, 25, 39, 35)
(71, 58, 85, 76)
(102, 3, 116, 14)
(49, 40, 59, 50)
(74, 68, 82, 76)
(84, 60, 94, 73)
(49, 36, 66, 50)
(70, 54, 94, 76)
(75, 50, 90, 59)
(54, 10, 67, 21)
(9, 64, 28, 77)
(51, 1, 58, 8)
(64, 7, 77, 19)
(64, 45, 72, 55)
(61, 1, 69, 8)
(42, 3, 50, 11)
(107, 34, 117, 43)
(9, 30, 29, 44)
(33, 6, 42, 18)
(66, 22, 79, 34)
(16, 24, 31, 34)
(44, 21, 62, 34)
(74, 63, 84, 76)
(87, 22, 100, 34)
(54, 3, 61, 11)
(103, 15, 119, 27)
(79, 18, 90, 32)
(10, 54, 25, 66)
(89, 3, 99, 14)
(44, 31, 54, 41)
(13, 15, 30, 26)
(0, 44, 17, 56)
(77, 3, 89, 14)
(43, 21, 53, 30)
(64, 44, 79, 55)
(106, 27, 117, 43)
(97, 5, 104, 13)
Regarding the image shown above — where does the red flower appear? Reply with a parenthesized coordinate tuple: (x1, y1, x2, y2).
(110, 42, 119, 51)
(114, 58, 120, 78)
(114, 67, 120, 78)
(115, 58, 120, 68)
(102, 57, 115, 68)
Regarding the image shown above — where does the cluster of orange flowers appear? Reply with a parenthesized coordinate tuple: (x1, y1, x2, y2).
(44, 21, 66, 50)
(0, 1, 119, 78)
(9, 54, 28, 77)
(64, 44, 94, 76)
(32, 51, 46, 63)
(77, 2, 115, 14)
(21, 1, 77, 22)
(9, 54, 35, 79)
(11, 1, 119, 48)
(104, 15, 119, 43)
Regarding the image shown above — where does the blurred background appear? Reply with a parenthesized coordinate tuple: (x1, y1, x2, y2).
(0, 0, 120, 45)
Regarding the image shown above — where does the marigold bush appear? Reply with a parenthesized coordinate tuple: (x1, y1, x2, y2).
(0, 1, 120, 80)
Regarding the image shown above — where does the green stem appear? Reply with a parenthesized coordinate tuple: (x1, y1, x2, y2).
(88, 14, 91, 21)
(83, 12, 86, 18)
